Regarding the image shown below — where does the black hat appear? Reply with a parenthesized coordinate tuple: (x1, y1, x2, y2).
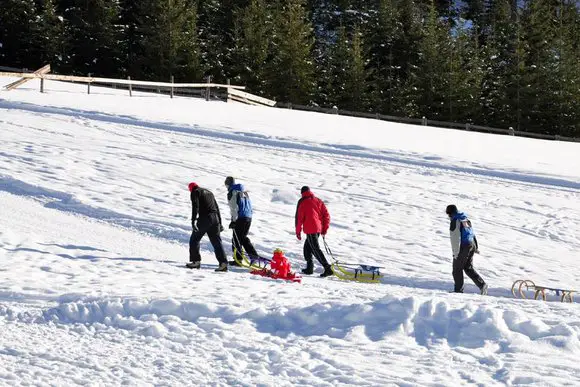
(446, 204, 458, 216)
(301, 186, 310, 194)
(224, 176, 235, 186)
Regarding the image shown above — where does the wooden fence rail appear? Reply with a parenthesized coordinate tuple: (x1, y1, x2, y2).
(0, 71, 245, 90)
(275, 102, 580, 143)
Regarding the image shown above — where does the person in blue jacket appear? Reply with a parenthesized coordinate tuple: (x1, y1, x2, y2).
(446, 205, 488, 295)
(225, 176, 259, 265)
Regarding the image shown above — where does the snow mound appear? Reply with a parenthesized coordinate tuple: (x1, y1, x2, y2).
(0, 296, 563, 352)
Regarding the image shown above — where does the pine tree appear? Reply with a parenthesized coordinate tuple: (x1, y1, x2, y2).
(326, 26, 350, 107)
(58, 0, 123, 77)
(393, 0, 423, 117)
(232, 0, 273, 95)
(120, 0, 140, 77)
(268, 0, 315, 104)
(449, 27, 485, 123)
(198, 0, 244, 82)
(36, 0, 66, 70)
(134, 0, 202, 82)
(480, 0, 520, 129)
(330, 25, 371, 111)
(555, 0, 580, 137)
(520, 0, 560, 133)
(367, 0, 401, 114)
(412, 0, 453, 120)
(0, 0, 39, 68)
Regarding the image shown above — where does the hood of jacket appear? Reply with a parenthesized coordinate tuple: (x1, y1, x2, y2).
(229, 183, 245, 192)
(451, 212, 468, 221)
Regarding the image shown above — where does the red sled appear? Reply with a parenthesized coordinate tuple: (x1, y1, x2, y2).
(250, 249, 302, 283)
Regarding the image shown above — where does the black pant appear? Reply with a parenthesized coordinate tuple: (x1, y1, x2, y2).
(190, 214, 227, 264)
(232, 218, 258, 260)
(453, 242, 485, 292)
(304, 233, 330, 269)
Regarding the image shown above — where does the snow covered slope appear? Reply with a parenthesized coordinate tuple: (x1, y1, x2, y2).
(1, 79, 579, 386)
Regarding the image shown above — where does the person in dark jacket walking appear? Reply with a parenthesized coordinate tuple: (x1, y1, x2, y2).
(186, 182, 228, 271)
(446, 204, 487, 294)
(224, 176, 258, 266)
(295, 186, 333, 277)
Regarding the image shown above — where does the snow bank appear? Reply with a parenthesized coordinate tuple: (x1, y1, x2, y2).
(1, 295, 571, 352)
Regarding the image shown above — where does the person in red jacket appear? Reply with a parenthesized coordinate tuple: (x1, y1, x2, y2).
(295, 186, 333, 277)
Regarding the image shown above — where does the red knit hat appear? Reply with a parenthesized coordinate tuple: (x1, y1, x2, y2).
(188, 182, 198, 192)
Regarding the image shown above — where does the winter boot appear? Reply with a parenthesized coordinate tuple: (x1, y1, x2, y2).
(229, 260, 243, 267)
(186, 261, 201, 269)
(319, 266, 334, 278)
(215, 262, 228, 272)
(301, 260, 314, 275)
(480, 283, 488, 295)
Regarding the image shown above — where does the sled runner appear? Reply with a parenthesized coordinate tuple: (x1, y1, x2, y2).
(322, 238, 384, 283)
(232, 248, 271, 270)
(512, 279, 576, 303)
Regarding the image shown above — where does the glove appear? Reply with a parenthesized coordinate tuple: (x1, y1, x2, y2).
(296, 233, 301, 240)
(220, 225, 225, 233)
(229, 221, 235, 229)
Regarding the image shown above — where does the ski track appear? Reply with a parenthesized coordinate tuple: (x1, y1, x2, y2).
(0, 80, 579, 385)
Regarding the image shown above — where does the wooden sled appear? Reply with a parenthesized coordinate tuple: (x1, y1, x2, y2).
(511, 279, 576, 303)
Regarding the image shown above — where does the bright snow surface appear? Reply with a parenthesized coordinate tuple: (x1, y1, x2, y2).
(0, 79, 579, 386)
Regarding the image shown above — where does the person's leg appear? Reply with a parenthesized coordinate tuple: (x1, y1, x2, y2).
(302, 237, 314, 274)
(307, 234, 330, 268)
(231, 225, 243, 263)
(452, 245, 469, 292)
(189, 229, 205, 263)
(464, 245, 486, 289)
(239, 219, 258, 257)
(207, 223, 227, 265)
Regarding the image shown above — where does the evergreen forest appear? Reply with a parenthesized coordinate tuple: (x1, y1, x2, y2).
(1, 0, 579, 136)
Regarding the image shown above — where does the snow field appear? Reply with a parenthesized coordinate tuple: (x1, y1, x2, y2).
(0, 78, 579, 385)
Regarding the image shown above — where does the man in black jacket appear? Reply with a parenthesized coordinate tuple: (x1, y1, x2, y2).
(186, 182, 228, 271)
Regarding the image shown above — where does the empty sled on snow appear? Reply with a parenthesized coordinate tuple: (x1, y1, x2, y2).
(322, 237, 383, 283)
(512, 279, 576, 303)
(331, 261, 384, 283)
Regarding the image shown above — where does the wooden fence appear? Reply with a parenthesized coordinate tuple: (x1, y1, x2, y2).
(0, 67, 277, 106)
(1, 66, 577, 142)
(275, 102, 580, 143)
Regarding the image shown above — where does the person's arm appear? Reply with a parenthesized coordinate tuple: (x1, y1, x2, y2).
(321, 201, 330, 235)
(449, 219, 461, 258)
(295, 199, 303, 239)
(191, 191, 199, 229)
(228, 190, 239, 222)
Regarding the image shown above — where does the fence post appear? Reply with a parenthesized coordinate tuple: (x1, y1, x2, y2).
(376, 112, 380, 119)
(87, 73, 91, 94)
(170, 75, 174, 99)
(205, 76, 211, 101)
(226, 79, 231, 102)
(509, 127, 515, 136)
(465, 123, 471, 131)
(128, 76, 132, 97)
(555, 135, 561, 141)
(422, 116, 427, 126)
(40, 78, 44, 93)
